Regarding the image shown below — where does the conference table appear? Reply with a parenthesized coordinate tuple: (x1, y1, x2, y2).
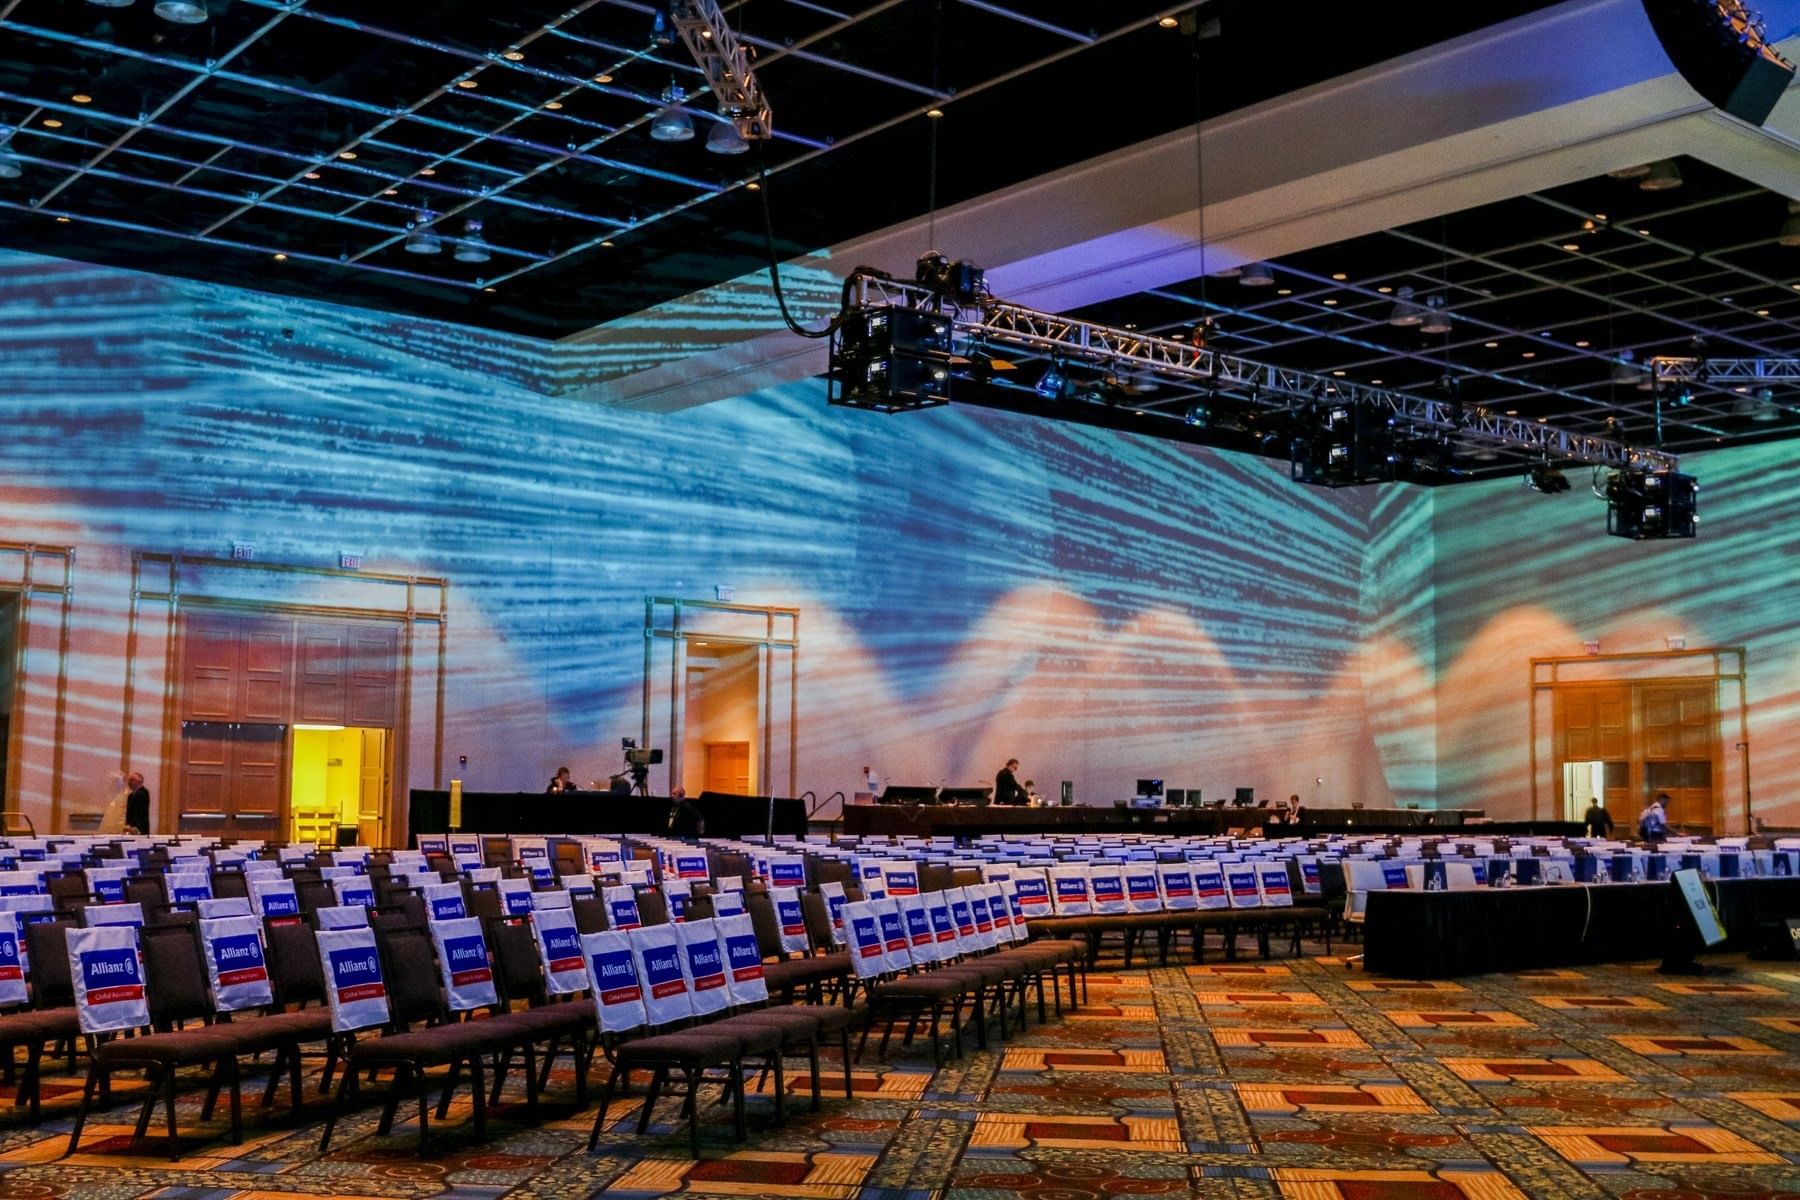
(407, 789, 807, 840)
(1363, 877, 1800, 978)
(841, 804, 1276, 838)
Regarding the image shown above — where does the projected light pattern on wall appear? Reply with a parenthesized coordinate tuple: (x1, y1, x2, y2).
(0, 247, 1448, 828)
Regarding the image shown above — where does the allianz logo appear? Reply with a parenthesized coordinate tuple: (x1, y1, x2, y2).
(216, 941, 259, 962)
(645, 949, 680, 975)
(87, 957, 135, 976)
(336, 954, 379, 979)
(596, 955, 634, 979)
(448, 941, 486, 964)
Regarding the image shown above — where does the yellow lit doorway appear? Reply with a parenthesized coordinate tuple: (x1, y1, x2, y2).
(289, 725, 389, 846)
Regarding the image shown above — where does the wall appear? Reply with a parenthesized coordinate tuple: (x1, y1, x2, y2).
(0, 249, 1424, 832)
(1433, 440, 1800, 830)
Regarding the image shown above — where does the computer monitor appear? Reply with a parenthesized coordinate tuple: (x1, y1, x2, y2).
(1165, 789, 1186, 807)
(879, 786, 939, 806)
(1186, 788, 1201, 807)
(1233, 787, 1255, 807)
(938, 786, 993, 806)
(1136, 778, 1164, 798)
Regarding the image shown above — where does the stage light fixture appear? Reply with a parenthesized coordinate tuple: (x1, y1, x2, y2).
(1610, 349, 1648, 388)
(649, 84, 695, 142)
(1638, 158, 1683, 191)
(1525, 463, 1571, 493)
(1780, 200, 1800, 247)
(1606, 469, 1697, 539)
(1387, 285, 1424, 327)
(153, 0, 208, 23)
(1036, 363, 1069, 399)
(705, 118, 748, 155)
(453, 218, 490, 264)
(404, 212, 442, 255)
(1419, 294, 1452, 334)
(915, 252, 987, 304)
(650, 4, 675, 46)
(1239, 262, 1275, 287)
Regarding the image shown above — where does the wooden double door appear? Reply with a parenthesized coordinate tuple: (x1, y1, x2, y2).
(176, 609, 400, 839)
(1555, 679, 1719, 831)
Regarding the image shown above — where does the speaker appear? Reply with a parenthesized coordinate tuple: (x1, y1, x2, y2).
(1643, 0, 1796, 126)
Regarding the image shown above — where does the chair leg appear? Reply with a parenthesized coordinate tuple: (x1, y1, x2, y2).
(636, 1066, 665, 1135)
(377, 1063, 405, 1136)
(588, 1062, 620, 1151)
(414, 1062, 432, 1155)
(686, 1068, 702, 1159)
(226, 1059, 243, 1145)
(436, 1059, 463, 1121)
(319, 1037, 339, 1096)
(571, 1031, 589, 1105)
(730, 1059, 746, 1141)
(163, 1068, 182, 1160)
(319, 1061, 357, 1152)
(521, 1043, 541, 1115)
(133, 1068, 159, 1140)
(62, 1064, 101, 1158)
(806, 1038, 821, 1113)
(770, 1052, 786, 1126)
(489, 1046, 511, 1104)
(469, 1055, 488, 1140)
(24, 1043, 43, 1123)
(838, 1029, 853, 1099)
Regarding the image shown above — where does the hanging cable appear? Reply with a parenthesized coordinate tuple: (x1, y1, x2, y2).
(755, 150, 843, 340)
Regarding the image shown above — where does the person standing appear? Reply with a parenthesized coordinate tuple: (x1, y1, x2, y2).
(124, 771, 151, 835)
(1636, 793, 1668, 843)
(667, 787, 705, 839)
(994, 759, 1029, 806)
(1583, 797, 1614, 838)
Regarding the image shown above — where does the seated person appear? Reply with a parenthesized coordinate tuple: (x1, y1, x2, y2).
(546, 767, 578, 793)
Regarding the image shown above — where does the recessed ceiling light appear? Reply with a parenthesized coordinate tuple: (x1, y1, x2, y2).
(1637, 228, 1650, 235)
(745, 180, 761, 190)
(483, 286, 495, 293)
(1371, 378, 1383, 385)
(382, 188, 398, 195)
(1594, 212, 1606, 220)
(42, 119, 62, 128)
(1331, 272, 1348, 281)
(1792, 284, 1800, 291)
(1505, 410, 1517, 416)
(1322, 298, 1338, 306)
(54, 216, 69, 223)
(1276, 288, 1292, 295)
(457, 79, 479, 89)
(925, 107, 944, 119)
(419, 168, 436, 176)
(70, 93, 92, 104)
(1376, 286, 1392, 294)
(544, 100, 563, 110)
(1332, 370, 1345, 377)
(1157, 15, 1179, 27)
(1734, 386, 1748, 393)
(600, 240, 615, 248)
(502, 50, 524, 61)
(303, 171, 320, 180)
(1562, 243, 1580, 251)
(272, 252, 287, 262)
(1538, 417, 1548, 423)
(1756, 308, 1770, 316)
(1575, 340, 1590, 347)
(1484, 341, 1498, 348)
(594, 73, 614, 84)
(1521, 351, 1536, 358)
(339, 150, 357, 160)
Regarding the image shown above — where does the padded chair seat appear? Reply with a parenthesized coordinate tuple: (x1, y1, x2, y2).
(701, 1018, 784, 1055)
(0, 1007, 79, 1044)
(715, 1002, 852, 1040)
(763, 953, 849, 993)
(867, 975, 964, 1001)
(492, 1002, 592, 1034)
(212, 1008, 333, 1052)
(94, 1029, 239, 1065)
(933, 960, 1015, 987)
(992, 945, 1062, 969)
(350, 1024, 488, 1064)
(614, 1030, 744, 1066)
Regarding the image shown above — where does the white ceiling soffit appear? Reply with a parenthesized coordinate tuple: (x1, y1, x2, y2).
(558, 0, 1800, 411)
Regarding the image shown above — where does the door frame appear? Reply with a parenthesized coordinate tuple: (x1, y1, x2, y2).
(0, 543, 75, 831)
(643, 597, 798, 797)
(125, 553, 448, 842)
(1529, 647, 1749, 831)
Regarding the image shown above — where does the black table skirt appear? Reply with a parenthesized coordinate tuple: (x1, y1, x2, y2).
(407, 790, 806, 841)
(1364, 878, 1800, 978)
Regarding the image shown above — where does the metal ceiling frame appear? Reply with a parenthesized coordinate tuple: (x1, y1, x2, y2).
(0, 0, 1181, 292)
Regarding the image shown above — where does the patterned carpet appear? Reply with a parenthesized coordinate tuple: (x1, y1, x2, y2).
(3, 946, 1800, 1199)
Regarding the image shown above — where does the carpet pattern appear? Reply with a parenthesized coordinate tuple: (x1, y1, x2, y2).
(0, 949, 1798, 1199)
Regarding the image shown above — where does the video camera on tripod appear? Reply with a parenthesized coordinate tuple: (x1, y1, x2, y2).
(619, 738, 663, 797)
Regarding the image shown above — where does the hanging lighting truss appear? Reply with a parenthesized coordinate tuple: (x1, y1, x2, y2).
(1649, 356, 1800, 384)
(667, 0, 774, 141)
(833, 265, 1678, 474)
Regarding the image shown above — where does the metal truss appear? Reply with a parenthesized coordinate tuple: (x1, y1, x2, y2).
(1650, 357, 1800, 384)
(669, 0, 773, 139)
(846, 271, 1680, 472)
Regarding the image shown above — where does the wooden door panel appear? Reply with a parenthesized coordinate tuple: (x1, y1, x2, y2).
(178, 722, 231, 820)
(232, 724, 286, 832)
(181, 612, 240, 721)
(239, 620, 294, 721)
(296, 625, 348, 724)
(347, 623, 400, 728)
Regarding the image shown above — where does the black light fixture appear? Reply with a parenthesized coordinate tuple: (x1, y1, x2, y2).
(1606, 469, 1698, 539)
(1525, 463, 1571, 494)
(1036, 362, 1069, 399)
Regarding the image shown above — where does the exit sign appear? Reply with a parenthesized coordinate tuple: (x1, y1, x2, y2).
(339, 553, 363, 570)
(231, 542, 256, 561)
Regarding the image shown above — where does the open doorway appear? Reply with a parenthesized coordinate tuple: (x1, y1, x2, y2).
(684, 642, 758, 796)
(289, 725, 388, 846)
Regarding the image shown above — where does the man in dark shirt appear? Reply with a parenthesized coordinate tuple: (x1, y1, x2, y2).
(667, 787, 705, 839)
(994, 759, 1030, 806)
(1583, 798, 1614, 838)
(546, 767, 577, 793)
(125, 771, 150, 834)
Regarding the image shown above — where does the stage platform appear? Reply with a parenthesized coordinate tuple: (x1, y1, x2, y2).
(842, 803, 1556, 839)
(1364, 876, 1800, 977)
(408, 789, 807, 841)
